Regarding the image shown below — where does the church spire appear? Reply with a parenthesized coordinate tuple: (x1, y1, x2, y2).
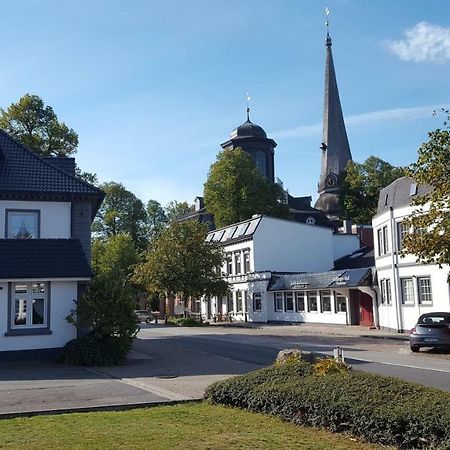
(315, 13, 352, 222)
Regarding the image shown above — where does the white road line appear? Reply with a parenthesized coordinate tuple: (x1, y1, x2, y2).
(348, 357, 450, 373)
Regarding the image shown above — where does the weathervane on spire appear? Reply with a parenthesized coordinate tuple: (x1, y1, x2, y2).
(325, 6, 332, 46)
(246, 92, 251, 121)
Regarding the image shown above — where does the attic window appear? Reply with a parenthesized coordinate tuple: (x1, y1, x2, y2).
(384, 194, 389, 206)
(410, 183, 418, 196)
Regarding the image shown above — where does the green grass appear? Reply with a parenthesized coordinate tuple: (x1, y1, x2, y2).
(0, 402, 383, 450)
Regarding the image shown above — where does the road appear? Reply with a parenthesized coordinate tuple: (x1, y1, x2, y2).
(135, 324, 450, 391)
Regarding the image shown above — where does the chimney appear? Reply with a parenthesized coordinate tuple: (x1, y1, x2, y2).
(342, 219, 352, 234)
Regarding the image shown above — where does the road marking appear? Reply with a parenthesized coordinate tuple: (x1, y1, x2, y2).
(348, 357, 450, 373)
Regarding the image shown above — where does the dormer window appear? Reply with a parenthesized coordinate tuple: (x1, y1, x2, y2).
(6, 210, 40, 239)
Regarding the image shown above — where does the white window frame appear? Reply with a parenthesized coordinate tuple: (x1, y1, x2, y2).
(335, 294, 347, 313)
(6, 210, 40, 239)
(252, 292, 262, 312)
(10, 282, 48, 330)
(234, 252, 242, 275)
(295, 291, 305, 312)
(307, 291, 318, 312)
(284, 292, 294, 312)
(274, 292, 283, 312)
(320, 290, 332, 313)
(417, 276, 433, 305)
(401, 278, 415, 305)
(243, 250, 251, 273)
(397, 221, 409, 251)
(236, 291, 243, 313)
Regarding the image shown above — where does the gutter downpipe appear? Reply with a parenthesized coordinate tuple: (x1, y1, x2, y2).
(389, 207, 403, 333)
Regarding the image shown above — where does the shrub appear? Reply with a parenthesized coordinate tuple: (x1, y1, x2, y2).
(205, 359, 450, 449)
(313, 357, 350, 376)
(57, 333, 132, 366)
(167, 317, 203, 327)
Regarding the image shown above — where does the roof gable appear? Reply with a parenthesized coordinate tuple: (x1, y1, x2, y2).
(0, 129, 103, 198)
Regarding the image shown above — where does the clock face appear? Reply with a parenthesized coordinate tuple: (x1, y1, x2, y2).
(327, 177, 335, 186)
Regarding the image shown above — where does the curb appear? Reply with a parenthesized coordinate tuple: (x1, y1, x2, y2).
(0, 398, 202, 420)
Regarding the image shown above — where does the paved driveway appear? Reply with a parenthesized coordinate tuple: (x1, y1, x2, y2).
(1, 324, 449, 416)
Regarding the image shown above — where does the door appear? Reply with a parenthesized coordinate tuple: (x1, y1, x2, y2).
(359, 293, 374, 327)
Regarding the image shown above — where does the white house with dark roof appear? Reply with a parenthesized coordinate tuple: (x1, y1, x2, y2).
(198, 215, 378, 326)
(373, 177, 450, 332)
(0, 130, 104, 359)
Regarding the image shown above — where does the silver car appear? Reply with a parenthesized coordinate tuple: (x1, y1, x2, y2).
(135, 310, 153, 323)
(409, 312, 450, 352)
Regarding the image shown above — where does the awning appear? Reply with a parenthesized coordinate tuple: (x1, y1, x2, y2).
(267, 268, 372, 291)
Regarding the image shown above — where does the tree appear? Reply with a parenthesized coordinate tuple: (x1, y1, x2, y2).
(0, 94, 78, 157)
(402, 113, 450, 274)
(203, 148, 289, 228)
(165, 200, 190, 223)
(340, 156, 405, 224)
(61, 234, 140, 366)
(146, 199, 168, 241)
(133, 220, 228, 312)
(93, 182, 148, 248)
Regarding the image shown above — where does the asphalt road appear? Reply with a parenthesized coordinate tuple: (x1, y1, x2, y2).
(136, 325, 450, 391)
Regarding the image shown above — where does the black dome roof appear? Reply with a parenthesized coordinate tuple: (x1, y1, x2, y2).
(230, 119, 267, 139)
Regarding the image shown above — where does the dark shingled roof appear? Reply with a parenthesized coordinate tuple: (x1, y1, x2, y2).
(0, 239, 93, 279)
(376, 176, 432, 216)
(267, 267, 372, 291)
(0, 129, 103, 199)
(333, 246, 375, 270)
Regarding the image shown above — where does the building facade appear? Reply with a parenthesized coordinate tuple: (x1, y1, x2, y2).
(373, 177, 450, 332)
(198, 215, 377, 326)
(0, 130, 104, 358)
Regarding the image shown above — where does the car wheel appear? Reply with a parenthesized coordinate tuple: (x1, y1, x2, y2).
(410, 345, 420, 353)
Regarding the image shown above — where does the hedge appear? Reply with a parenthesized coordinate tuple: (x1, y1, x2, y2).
(205, 360, 450, 449)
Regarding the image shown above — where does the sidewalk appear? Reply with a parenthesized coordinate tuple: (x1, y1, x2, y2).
(211, 321, 410, 341)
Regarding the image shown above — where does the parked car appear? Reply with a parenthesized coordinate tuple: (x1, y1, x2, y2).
(409, 312, 450, 352)
(134, 310, 153, 323)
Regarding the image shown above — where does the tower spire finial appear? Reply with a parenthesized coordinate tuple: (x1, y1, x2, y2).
(325, 6, 332, 46)
(246, 92, 251, 122)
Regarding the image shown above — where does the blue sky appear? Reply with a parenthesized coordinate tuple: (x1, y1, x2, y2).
(1, 1, 449, 206)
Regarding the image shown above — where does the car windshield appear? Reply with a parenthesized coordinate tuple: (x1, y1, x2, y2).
(418, 315, 450, 325)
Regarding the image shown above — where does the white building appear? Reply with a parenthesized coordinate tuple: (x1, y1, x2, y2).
(0, 130, 104, 359)
(373, 177, 450, 332)
(199, 215, 377, 326)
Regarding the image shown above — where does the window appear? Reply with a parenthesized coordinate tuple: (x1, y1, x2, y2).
(284, 292, 294, 312)
(295, 292, 305, 312)
(418, 277, 432, 304)
(377, 226, 389, 256)
(226, 254, 233, 275)
(234, 252, 241, 274)
(320, 291, 332, 313)
(307, 291, 318, 312)
(274, 293, 283, 312)
(6, 210, 39, 239)
(10, 282, 47, 330)
(255, 151, 267, 178)
(401, 278, 414, 305)
(397, 222, 409, 250)
(236, 291, 243, 313)
(380, 279, 392, 305)
(335, 295, 347, 313)
(243, 251, 251, 273)
(227, 293, 234, 313)
(253, 293, 262, 312)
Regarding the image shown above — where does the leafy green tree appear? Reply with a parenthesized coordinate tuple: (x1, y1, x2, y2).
(62, 234, 140, 365)
(146, 199, 168, 240)
(165, 200, 190, 223)
(203, 148, 289, 228)
(340, 156, 405, 224)
(402, 113, 450, 274)
(0, 94, 78, 157)
(133, 220, 228, 311)
(93, 182, 148, 248)
(0, 94, 97, 183)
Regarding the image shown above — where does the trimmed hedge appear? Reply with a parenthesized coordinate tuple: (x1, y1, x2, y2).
(167, 317, 203, 327)
(205, 360, 450, 449)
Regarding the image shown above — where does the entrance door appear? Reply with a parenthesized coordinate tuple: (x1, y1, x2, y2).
(359, 293, 374, 327)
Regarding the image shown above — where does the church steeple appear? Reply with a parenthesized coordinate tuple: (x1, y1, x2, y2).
(315, 27, 352, 221)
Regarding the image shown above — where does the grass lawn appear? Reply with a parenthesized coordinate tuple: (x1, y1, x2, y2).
(0, 402, 384, 450)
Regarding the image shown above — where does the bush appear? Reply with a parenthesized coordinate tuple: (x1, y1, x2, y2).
(205, 359, 450, 449)
(57, 333, 132, 366)
(313, 357, 350, 376)
(167, 317, 203, 327)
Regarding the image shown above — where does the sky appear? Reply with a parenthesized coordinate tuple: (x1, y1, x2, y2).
(1, 1, 449, 206)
